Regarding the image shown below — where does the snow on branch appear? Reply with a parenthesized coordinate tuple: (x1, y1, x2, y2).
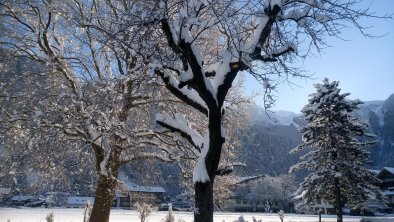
(204, 50, 240, 107)
(99, 149, 110, 177)
(156, 112, 203, 150)
(236, 174, 265, 184)
(156, 69, 208, 116)
(242, 3, 284, 64)
(258, 43, 297, 62)
(193, 132, 210, 183)
(216, 162, 246, 176)
(160, 17, 219, 109)
(121, 152, 175, 164)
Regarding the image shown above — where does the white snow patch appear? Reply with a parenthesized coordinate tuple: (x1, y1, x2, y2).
(156, 113, 204, 148)
(193, 133, 210, 183)
(100, 150, 110, 177)
(0, 208, 372, 222)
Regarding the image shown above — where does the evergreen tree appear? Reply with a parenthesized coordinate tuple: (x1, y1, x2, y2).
(290, 78, 384, 222)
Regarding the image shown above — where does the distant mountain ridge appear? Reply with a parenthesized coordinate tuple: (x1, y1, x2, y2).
(240, 94, 394, 177)
(357, 94, 394, 168)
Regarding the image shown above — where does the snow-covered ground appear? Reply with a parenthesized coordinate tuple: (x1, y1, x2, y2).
(1, 208, 393, 222)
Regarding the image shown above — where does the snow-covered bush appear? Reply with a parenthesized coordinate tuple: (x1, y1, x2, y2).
(83, 201, 92, 222)
(135, 202, 153, 222)
(162, 203, 174, 222)
(278, 209, 285, 222)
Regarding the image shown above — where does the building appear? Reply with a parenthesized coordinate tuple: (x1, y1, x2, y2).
(376, 167, 394, 211)
(291, 196, 335, 215)
(64, 196, 95, 208)
(6, 195, 35, 206)
(45, 192, 71, 207)
(113, 183, 165, 208)
(225, 197, 289, 213)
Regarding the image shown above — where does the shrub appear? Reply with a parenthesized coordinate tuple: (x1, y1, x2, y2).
(83, 200, 92, 222)
(46, 211, 55, 222)
(135, 202, 153, 222)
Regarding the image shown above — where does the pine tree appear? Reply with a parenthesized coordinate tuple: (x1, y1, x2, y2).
(290, 78, 384, 222)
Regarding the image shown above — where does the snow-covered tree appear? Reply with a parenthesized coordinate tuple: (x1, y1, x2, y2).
(1, 0, 388, 221)
(290, 79, 385, 222)
(0, 2, 251, 221)
(0, 50, 99, 195)
(0, 2, 178, 221)
(130, 1, 384, 221)
(237, 174, 296, 212)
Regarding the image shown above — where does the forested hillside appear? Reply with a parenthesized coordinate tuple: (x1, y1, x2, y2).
(238, 97, 394, 179)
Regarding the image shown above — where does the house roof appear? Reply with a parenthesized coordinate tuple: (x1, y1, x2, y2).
(383, 167, 394, 174)
(66, 196, 94, 205)
(119, 171, 165, 193)
(0, 188, 11, 195)
(10, 195, 34, 201)
(383, 190, 394, 196)
(125, 184, 165, 193)
(45, 192, 71, 196)
(377, 167, 394, 178)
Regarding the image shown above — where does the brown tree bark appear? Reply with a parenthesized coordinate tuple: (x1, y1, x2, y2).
(89, 142, 122, 222)
(334, 178, 343, 222)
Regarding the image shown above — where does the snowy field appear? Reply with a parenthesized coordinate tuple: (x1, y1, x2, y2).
(1, 208, 393, 222)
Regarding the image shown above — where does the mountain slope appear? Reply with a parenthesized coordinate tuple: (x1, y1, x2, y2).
(241, 94, 394, 177)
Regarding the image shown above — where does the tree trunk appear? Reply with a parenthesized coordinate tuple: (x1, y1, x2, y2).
(194, 181, 214, 222)
(89, 143, 122, 222)
(89, 174, 118, 222)
(194, 109, 224, 222)
(334, 177, 343, 222)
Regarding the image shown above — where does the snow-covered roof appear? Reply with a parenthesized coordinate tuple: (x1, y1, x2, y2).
(45, 192, 71, 196)
(383, 167, 394, 175)
(383, 190, 394, 196)
(119, 171, 165, 193)
(312, 204, 334, 208)
(369, 169, 380, 175)
(66, 196, 94, 205)
(0, 188, 11, 195)
(377, 167, 394, 178)
(115, 192, 128, 198)
(10, 195, 34, 201)
(125, 184, 165, 193)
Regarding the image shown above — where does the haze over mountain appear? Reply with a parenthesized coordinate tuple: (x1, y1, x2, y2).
(239, 94, 394, 178)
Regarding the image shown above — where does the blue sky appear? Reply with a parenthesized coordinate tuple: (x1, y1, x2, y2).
(245, 0, 394, 113)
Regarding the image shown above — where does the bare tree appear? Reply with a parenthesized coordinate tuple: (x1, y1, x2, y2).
(135, 202, 153, 222)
